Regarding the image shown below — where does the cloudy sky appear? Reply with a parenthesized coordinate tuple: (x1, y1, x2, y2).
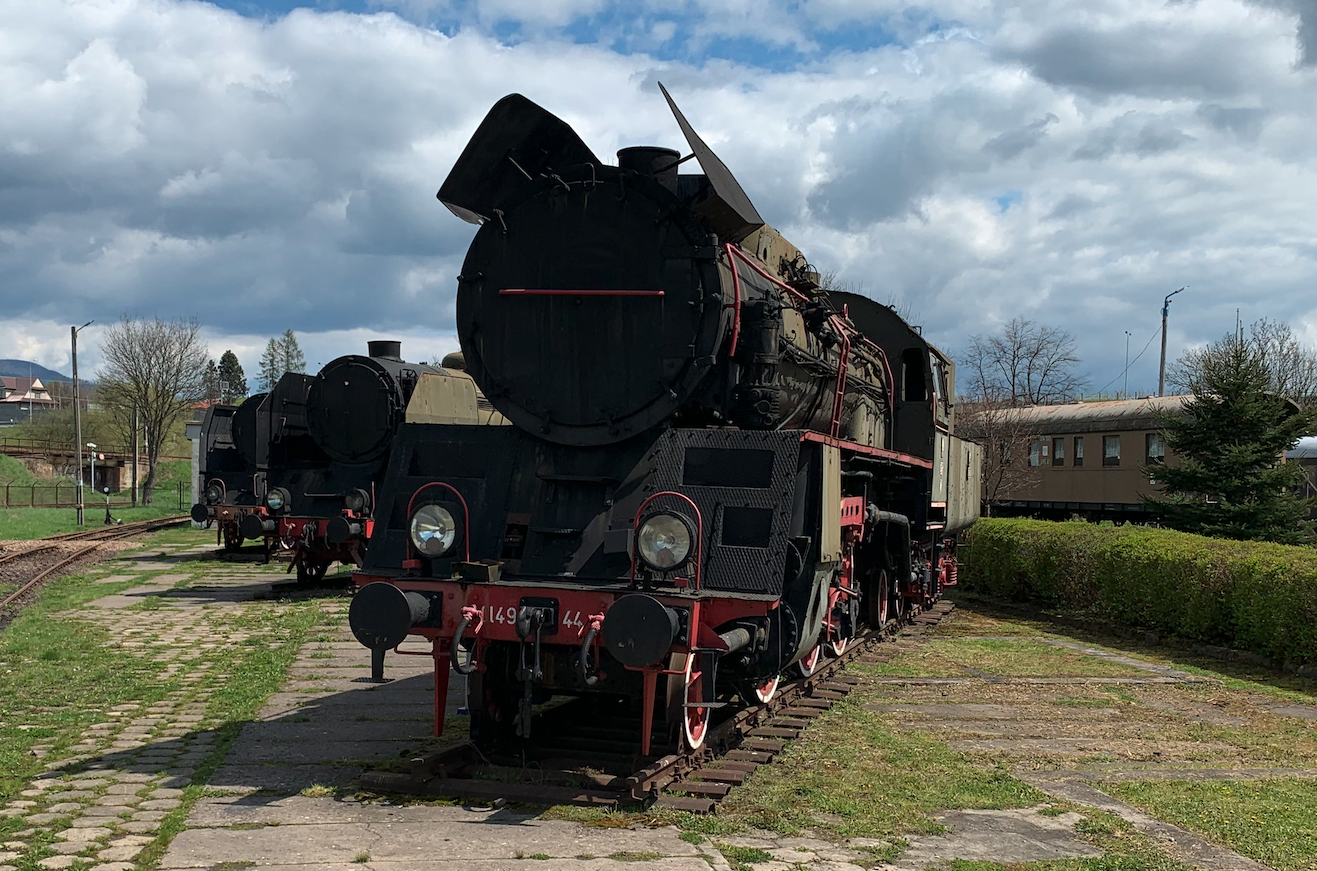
(3, 0, 1315, 396)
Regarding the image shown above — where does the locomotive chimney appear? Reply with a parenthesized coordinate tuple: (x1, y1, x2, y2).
(367, 340, 402, 360)
(617, 146, 680, 193)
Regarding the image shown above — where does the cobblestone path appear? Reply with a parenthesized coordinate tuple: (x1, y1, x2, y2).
(0, 540, 335, 871)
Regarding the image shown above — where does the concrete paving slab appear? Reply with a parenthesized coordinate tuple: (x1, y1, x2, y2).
(204, 764, 361, 794)
(238, 720, 435, 744)
(885, 808, 1101, 869)
(159, 820, 700, 868)
(223, 739, 419, 765)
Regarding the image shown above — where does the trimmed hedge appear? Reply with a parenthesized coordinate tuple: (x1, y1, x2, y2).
(962, 518, 1317, 667)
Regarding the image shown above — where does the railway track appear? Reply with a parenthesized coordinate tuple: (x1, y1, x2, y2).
(361, 599, 955, 813)
(0, 515, 191, 617)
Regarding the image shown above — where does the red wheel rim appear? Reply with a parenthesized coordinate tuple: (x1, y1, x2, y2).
(829, 633, 850, 657)
(753, 675, 780, 703)
(796, 643, 822, 677)
(683, 656, 709, 750)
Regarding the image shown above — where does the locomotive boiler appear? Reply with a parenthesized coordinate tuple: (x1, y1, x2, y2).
(349, 88, 982, 755)
(191, 395, 269, 551)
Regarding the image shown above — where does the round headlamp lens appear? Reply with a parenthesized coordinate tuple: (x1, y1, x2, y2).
(344, 489, 369, 513)
(637, 513, 693, 571)
(266, 489, 286, 512)
(204, 483, 223, 505)
(410, 504, 457, 557)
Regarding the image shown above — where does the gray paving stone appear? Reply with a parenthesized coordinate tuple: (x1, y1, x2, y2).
(160, 817, 699, 867)
(95, 846, 142, 863)
(37, 857, 77, 869)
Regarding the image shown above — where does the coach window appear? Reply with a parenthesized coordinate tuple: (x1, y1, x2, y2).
(1052, 437, 1065, 466)
(1074, 436, 1084, 467)
(1103, 435, 1121, 466)
(1029, 439, 1041, 467)
(1146, 432, 1166, 464)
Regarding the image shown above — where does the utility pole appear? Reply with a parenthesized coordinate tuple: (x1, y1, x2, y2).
(131, 406, 139, 508)
(1158, 287, 1186, 397)
(71, 321, 92, 526)
(1124, 331, 1132, 398)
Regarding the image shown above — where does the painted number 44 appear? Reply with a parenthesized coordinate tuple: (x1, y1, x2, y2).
(561, 610, 584, 630)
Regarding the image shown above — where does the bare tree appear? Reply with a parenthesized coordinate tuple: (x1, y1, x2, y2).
(957, 319, 1083, 512)
(963, 318, 1086, 406)
(97, 317, 209, 504)
(1169, 318, 1317, 408)
(956, 399, 1040, 513)
(817, 271, 920, 325)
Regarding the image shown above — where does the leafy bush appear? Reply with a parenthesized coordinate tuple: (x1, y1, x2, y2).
(963, 519, 1317, 666)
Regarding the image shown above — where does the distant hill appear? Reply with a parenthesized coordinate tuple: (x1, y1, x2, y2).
(0, 359, 71, 382)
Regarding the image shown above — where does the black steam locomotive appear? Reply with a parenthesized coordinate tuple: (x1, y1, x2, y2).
(349, 88, 982, 755)
(191, 395, 268, 551)
(231, 342, 443, 582)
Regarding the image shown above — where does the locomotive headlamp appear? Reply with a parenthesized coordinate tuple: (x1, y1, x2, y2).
(636, 511, 695, 571)
(265, 487, 290, 513)
(204, 483, 223, 505)
(410, 504, 458, 557)
(344, 488, 371, 513)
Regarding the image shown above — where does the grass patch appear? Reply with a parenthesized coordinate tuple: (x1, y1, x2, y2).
(353, 852, 371, 863)
(856, 839, 907, 863)
(852, 637, 1151, 680)
(1110, 778, 1317, 871)
(0, 505, 188, 540)
(713, 699, 1043, 838)
(679, 830, 705, 845)
(717, 844, 772, 871)
(0, 577, 183, 802)
(608, 851, 664, 862)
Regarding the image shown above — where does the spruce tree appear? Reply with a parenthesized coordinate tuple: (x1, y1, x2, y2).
(202, 359, 222, 404)
(1145, 333, 1317, 543)
(279, 329, 306, 375)
(217, 350, 247, 402)
(259, 338, 282, 392)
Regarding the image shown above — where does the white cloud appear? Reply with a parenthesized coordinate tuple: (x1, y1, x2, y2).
(1, 0, 1315, 397)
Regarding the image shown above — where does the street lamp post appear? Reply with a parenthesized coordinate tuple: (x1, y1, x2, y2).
(72, 321, 93, 526)
(1124, 331, 1132, 399)
(1158, 287, 1186, 397)
(87, 443, 98, 509)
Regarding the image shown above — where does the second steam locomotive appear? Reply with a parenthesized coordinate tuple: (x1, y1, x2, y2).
(349, 87, 982, 756)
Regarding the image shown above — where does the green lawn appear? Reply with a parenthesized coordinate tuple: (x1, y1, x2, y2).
(0, 505, 188, 540)
(1110, 779, 1317, 871)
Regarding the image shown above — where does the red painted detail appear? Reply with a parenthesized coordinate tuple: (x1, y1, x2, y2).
(840, 496, 866, 527)
(828, 320, 851, 438)
(725, 245, 742, 358)
(696, 620, 730, 651)
(406, 482, 471, 563)
(800, 431, 933, 468)
(499, 288, 665, 297)
(639, 668, 659, 756)
(631, 491, 704, 590)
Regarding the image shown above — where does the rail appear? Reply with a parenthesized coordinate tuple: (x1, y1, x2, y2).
(0, 515, 191, 616)
(360, 599, 956, 812)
